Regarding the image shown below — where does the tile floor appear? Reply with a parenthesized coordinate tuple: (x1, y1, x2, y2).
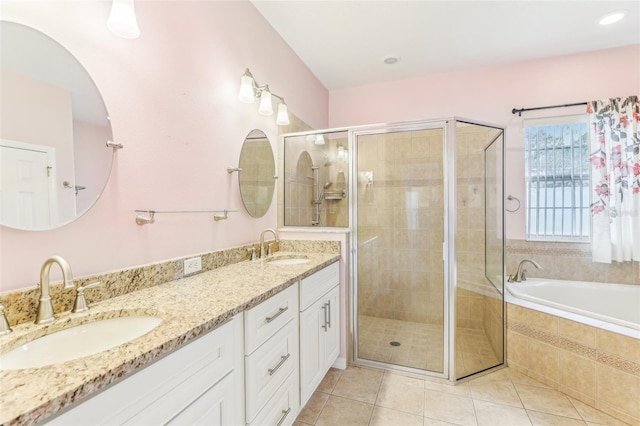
(294, 365, 629, 426)
(358, 315, 445, 372)
(358, 315, 501, 378)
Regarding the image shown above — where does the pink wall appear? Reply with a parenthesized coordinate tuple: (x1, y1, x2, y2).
(329, 44, 640, 239)
(73, 121, 112, 214)
(0, 1, 328, 292)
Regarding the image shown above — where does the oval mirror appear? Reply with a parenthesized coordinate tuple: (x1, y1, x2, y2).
(0, 21, 113, 231)
(238, 129, 275, 218)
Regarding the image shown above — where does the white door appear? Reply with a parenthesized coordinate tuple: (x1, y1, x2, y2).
(0, 140, 56, 228)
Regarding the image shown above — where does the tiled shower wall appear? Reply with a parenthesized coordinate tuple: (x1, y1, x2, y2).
(356, 130, 444, 325)
(357, 125, 505, 336)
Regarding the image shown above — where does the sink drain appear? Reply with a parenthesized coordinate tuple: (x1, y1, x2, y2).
(389, 341, 401, 347)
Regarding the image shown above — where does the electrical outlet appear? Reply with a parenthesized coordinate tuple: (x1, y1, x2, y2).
(184, 256, 202, 275)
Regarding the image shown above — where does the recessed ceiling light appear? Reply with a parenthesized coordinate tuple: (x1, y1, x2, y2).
(383, 55, 400, 65)
(599, 10, 626, 25)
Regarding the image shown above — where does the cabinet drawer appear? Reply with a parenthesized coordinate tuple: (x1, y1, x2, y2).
(248, 372, 298, 426)
(245, 283, 297, 354)
(245, 320, 298, 422)
(300, 262, 339, 311)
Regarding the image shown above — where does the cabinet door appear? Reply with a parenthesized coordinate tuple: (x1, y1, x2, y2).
(323, 286, 340, 370)
(299, 297, 325, 406)
(167, 370, 241, 426)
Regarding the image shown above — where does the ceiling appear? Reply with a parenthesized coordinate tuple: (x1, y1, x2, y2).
(251, 0, 640, 90)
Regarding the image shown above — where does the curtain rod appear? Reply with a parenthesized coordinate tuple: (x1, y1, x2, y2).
(512, 102, 587, 117)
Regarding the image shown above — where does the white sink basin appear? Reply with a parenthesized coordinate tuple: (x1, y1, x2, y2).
(267, 256, 310, 266)
(0, 316, 162, 370)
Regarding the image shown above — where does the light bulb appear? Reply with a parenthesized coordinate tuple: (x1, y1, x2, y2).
(258, 86, 273, 116)
(238, 73, 255, 103)
(107, 0, 140, 39)
(276, 102, 290, 125)
(314, 135, 325, 145)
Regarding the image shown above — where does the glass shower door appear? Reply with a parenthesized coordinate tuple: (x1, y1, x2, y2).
(354, 126, 446, 374)
(453, 120, 505, 379)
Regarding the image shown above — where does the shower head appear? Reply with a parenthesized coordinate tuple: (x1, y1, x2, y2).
(324, 182, 333, 189)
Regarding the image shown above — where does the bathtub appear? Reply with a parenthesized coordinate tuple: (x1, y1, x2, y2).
(505, 278, 640, 335)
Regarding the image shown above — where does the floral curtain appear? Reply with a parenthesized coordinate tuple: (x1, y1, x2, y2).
(588, 96, 640, 263)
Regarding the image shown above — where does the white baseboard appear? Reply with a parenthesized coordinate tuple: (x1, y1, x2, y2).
(332, 357, 347, 370)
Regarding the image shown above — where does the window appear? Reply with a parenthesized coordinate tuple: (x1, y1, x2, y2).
(523, 116, 590, 241)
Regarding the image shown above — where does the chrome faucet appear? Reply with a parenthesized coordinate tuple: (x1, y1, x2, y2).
(259, 228, 279, 259)
(36, 256, 74, 324)
(509, 259, 542, 283)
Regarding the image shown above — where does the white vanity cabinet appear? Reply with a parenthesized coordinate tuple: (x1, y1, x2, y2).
(299, 262, 340, 406)
(46, 314, 244, 426)
(244, 284, 299, 426)
(39, 261, 341, 426)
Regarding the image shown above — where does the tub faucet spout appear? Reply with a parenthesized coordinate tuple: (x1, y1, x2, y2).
(512, 259, 541, 282)
(36, 256, 74, 324)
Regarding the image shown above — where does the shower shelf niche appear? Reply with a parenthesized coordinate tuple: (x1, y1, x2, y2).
(323, 190, 346, 200)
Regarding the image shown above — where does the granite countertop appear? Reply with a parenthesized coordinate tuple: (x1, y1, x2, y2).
(0, 251, 339, 426)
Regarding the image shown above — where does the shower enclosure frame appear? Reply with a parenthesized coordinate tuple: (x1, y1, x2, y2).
(280, 117, 506, 383)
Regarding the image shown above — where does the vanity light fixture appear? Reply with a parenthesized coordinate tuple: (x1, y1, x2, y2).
(276, 102, 290, 126)
(238, 69, 256, 103)
(258, 85, 273, 116)
(107, 0, 140, 39)
(237, 68, 290, 125)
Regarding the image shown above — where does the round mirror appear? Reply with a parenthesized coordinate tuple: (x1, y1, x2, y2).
(238, 129, 275, 218)
(0, 21, 113, 230)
